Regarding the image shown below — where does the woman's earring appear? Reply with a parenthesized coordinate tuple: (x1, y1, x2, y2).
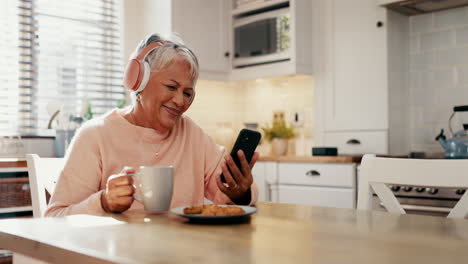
(135, 92, 141, 102)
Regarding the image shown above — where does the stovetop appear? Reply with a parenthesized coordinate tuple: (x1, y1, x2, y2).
(389, 185, 466, 200)
(391, 152, 466, 200)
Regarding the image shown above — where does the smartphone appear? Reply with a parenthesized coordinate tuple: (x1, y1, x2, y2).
(221, 129, 262, 183)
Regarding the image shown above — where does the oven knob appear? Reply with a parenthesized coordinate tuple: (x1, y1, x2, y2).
(390, 185, 400, 192)
(415, 187, 425, 192)
(427, 188, 438, 195)
(455, 189, 466, 195)
(403, 186, 412, 192)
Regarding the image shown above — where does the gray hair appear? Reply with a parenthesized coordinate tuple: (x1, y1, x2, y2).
(131, 33, 199, 84)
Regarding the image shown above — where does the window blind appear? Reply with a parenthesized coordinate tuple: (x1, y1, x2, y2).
(0, 0, 20, 136)
(1, 0, 124, 136)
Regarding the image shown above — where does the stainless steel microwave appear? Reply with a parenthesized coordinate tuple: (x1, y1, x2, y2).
(233, 7, 290, 68)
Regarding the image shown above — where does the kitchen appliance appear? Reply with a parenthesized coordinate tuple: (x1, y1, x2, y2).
(367, 152, 467, 217)
(435, 105, 468, 159)
(233, 5, 290, 68)
(372, 184, 466, 217)
(383, 0, 468, 16)
(312, 147, 338, 156)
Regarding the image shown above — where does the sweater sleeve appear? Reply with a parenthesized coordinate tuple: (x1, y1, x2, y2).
(202, 134, 258, 206)
(45, 123, 106, 217)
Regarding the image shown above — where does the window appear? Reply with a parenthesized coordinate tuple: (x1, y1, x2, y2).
(0, 0, 124, 136)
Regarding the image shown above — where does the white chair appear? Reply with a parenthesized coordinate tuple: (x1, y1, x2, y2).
(26, 154, 65, 218)
(13, 154, 65, 263)
(357, 154, 468, 219)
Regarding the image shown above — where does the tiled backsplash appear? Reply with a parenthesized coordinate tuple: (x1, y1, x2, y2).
(409, 7, 468, 152)
(186, 75, 314, 155)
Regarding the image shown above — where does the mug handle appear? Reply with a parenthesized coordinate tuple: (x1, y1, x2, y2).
(128, 173, 143, 203)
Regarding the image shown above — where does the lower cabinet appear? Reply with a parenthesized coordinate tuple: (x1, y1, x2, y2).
(277, 185, 355, 209)
(252, 162, 267, 202)
(255, 161, 357, 209)
(252, 161, 277, 202)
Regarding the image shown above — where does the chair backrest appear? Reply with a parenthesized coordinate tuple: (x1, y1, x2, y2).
(26, 154, 65, 218)
(357, 154, 468, 218)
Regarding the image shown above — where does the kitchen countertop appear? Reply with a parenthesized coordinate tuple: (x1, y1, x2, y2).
(0, 202, 467, 264)
(258, 155, 362, 163)
(258, 154, 413, 163)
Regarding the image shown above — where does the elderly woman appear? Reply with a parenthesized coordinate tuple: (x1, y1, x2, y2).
(45, 34, 259, 216)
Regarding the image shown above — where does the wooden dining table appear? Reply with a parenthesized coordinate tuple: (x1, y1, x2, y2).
(0, 202, 467, 264)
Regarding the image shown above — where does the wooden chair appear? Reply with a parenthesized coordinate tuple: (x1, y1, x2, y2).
(26, 154, 65, 218)
(357, 154, 468, 218)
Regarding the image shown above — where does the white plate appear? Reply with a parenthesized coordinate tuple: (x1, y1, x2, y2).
(170, 205, 256, 220)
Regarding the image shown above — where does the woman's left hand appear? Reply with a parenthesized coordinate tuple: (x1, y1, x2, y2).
(216, 150, 260, 204)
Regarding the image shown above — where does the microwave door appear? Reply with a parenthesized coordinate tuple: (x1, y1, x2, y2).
(235, 18, 276, 58)
(233, 7, 290, 68)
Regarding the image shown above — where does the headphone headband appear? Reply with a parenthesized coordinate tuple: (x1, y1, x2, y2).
(135, 41, 167, 61)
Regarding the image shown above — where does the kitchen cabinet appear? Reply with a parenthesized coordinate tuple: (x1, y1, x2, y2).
(378, 0, 400, 5)
(277, 162, 356, 209)
(252, 161, 277, 202)
(255, 161, 357, 209)
(277, 185, 354, 208)
(172, 0, 230, 81)
(314, 0, 391, 155)
(325, 0, 388, 131)
(229, 0, 314, 81)
(324, 131, 388, 155)
(251, 161, 267, 202)
(170, 0, 230, 80)
(139, 0, 313, 81)
(142, 0, 230, 81)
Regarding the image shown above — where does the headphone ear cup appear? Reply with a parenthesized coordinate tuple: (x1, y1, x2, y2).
(123, 59, 144, 91)
(135, 61, 151, 93)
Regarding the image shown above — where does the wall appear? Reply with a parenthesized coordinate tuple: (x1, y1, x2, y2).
(186, 75, 315, 155)
(409, 7, 468, 152)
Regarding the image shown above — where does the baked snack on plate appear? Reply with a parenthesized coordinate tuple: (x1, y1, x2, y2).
(183, 204, 245, 216)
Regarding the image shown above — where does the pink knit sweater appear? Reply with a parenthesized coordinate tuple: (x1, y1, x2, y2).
(45, 109, 258, 216)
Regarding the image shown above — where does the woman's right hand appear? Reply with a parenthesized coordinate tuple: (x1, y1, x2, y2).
(101, 167, 135, 213)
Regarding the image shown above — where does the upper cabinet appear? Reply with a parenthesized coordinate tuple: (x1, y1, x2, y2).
(326, 0, 388, 131)
(137, 0, 230, 80)
(139, 0, 314, 81)
(229, 0, 314, 81)
(378, 0, 400, 4)
(314, 0, 390, 155)
(172, 0, 230, 80)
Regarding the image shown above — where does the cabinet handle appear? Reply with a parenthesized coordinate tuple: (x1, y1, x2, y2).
(306, 170, 320, 176)
(224, 52, 230, 58)
(346, 139, 361, 145)
(376, 21, 383, 28)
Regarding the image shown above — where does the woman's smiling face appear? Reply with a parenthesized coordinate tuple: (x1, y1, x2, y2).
(139, 56, 195, 133)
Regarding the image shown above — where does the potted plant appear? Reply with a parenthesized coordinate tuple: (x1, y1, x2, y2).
(262, 121, 296, 156)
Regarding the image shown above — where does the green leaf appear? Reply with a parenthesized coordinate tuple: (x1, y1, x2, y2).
(261, 121, 296, 142)
(84, 103, 93, 120)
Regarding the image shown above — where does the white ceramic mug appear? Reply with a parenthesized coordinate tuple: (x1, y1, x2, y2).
(131, 166, 174, 212)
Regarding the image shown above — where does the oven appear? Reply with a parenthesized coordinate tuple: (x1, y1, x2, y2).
(372, 185, 466, 217)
